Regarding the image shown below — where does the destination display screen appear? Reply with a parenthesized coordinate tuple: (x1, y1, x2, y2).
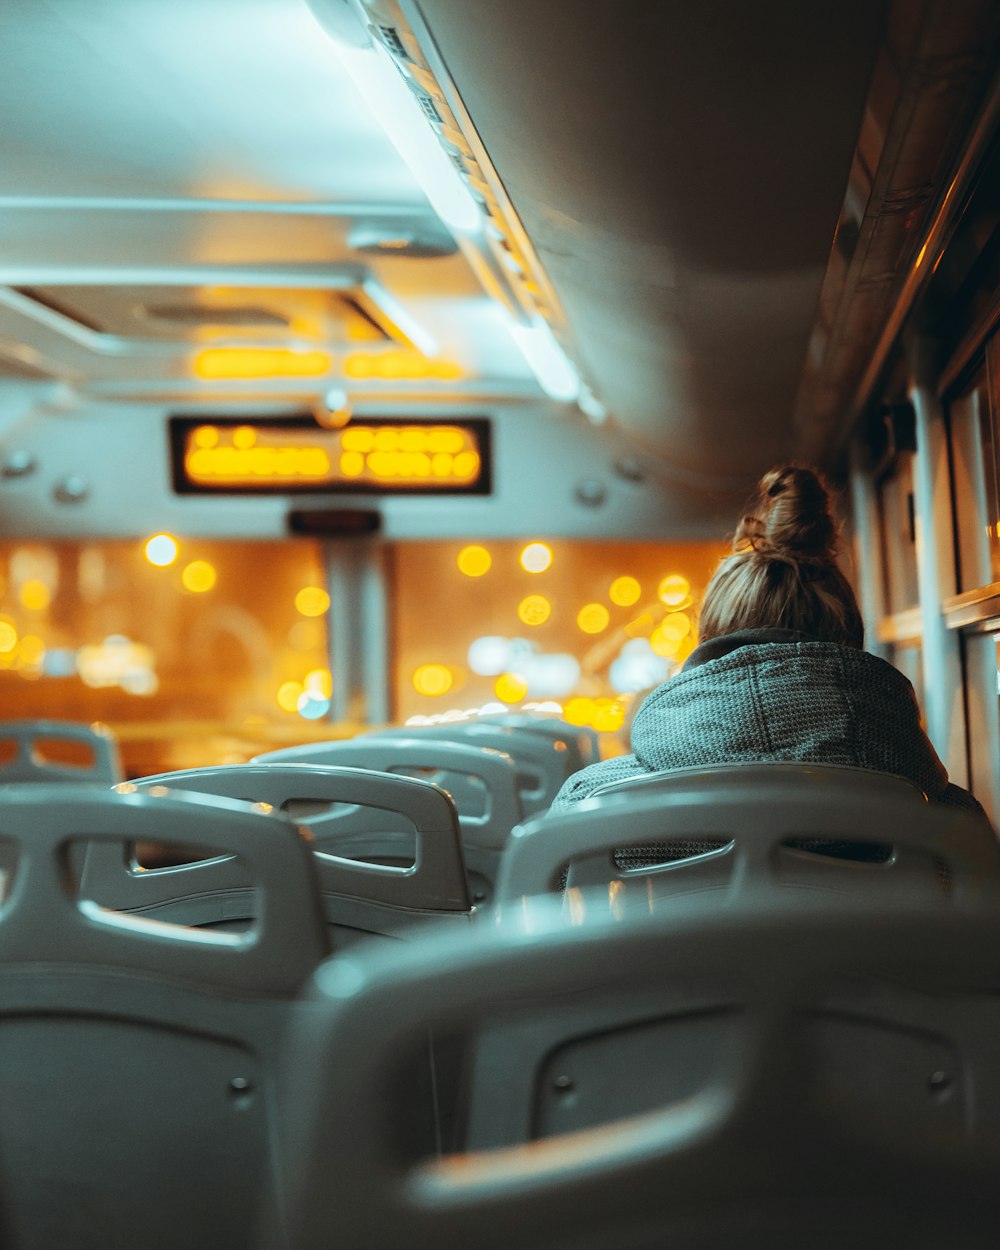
(170, 416, 491, 495)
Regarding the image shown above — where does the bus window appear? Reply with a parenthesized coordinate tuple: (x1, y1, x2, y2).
(393, 539, 727, 739)
(949, 358, 997, 591)
(0, 538, 331, 777)
(876, 451, 919, 615)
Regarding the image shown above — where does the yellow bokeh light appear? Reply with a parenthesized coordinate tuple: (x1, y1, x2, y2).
(520, 543, 553, 573)
(658, 574, 691, 606)
(340, 451, 365, 477)
(660, 611, 691, 641)
(277, 681, 304, 713)
(0, 620, 17, 653)
(295, 586, 331, 617)
(457, 545, 492, 577)
(19, 579, 50, 611)
(494, 672, 528, 704)
(593, 698, 627, 733)
(19, 635, 45, 666)
(181, 560, 217, 593)
(305, 668, 333, 698)
(144, 534, 178, 567)
(650, 629, 682, 658)
(564, 697, 596, 727)
(413, 664, 454, 697)
(577, 603, 610, 634)
(232, 426, 257, 450)
(518, 594, 552, 626)
(609, 576, 642, 607)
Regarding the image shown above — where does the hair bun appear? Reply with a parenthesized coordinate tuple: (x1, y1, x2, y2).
(734, 465, 838, 564)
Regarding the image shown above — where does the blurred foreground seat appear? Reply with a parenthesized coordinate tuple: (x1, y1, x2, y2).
(282, 887, 1000, 1250)
(0, 783, 326, 1250)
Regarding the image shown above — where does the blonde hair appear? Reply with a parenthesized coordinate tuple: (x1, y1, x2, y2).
(698, 465, 863, 648)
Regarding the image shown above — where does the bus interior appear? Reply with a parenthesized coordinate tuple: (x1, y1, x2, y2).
(2, 0, 1000, 1246)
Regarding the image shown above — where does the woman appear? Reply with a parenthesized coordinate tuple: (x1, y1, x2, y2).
(550, 465, 982, 814)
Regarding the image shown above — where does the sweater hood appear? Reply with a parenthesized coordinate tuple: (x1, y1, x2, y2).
(629, 636, 951, 801)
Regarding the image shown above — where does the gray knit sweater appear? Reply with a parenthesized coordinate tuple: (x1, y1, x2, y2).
(550, 629, 980, 814)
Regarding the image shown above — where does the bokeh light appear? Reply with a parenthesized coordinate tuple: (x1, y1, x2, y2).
(181, 560, 217, 593)
(144, 534, 178, 567)
(660, 611, 691, 641)
(457, 545, 492, 577)
(577, 603, 610, 634)
(413, 664, 454, 696)
(305, 668, 333, 698)
(295, 586, 330, 617)
(609, 639, 669, 693)
(18, 635, 45, 667)
(518, 594, 552, 626)
(564, 697, 595, 726)
(520, 543, 553, 573)
(467, 635, 510, 676)
(593, 698, 627, 733)
(658, 574, 690, 606)
(494, 672, 528, 703)
(277, 681, 304, 713)
(19, 579, 50, 611)
(297, 691, 331, 719)
(649, 628, 682, 657)
(0, 619, 17, 653)
(609, 576, 642, 607)
(519, 652, 580, 697)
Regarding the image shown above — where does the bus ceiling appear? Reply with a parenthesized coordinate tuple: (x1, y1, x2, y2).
(0, 1, 997, 532)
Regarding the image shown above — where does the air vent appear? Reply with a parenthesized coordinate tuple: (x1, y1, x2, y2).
(374, 23, 410, 61)
(415, 94, 443, 125)
(139, 304, 290, 329)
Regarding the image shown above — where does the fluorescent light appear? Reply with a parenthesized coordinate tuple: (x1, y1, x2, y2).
(508, 317, 581, 402)
(330, 41, 480, 234)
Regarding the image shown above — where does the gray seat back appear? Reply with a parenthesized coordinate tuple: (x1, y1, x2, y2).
(0, 783, 327, 1250)
(283, 893, 1000, 1250)
(478, 713, 600, 770)
(83, 764, 471, 938)
(367, 721, 570, 814)
(497, 763, 998, 905)
(0, 718, 122, 783)
(254, 738, 522, 908)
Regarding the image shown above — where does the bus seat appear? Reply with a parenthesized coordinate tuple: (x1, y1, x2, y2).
(477, 712, 601, 770)
(254, 738, 523, 909)
(0, 783, 326, 1250)
(282, 892, 1000, 1250)
(366, 721, 572, 813)
(0, 719, 122, 784)
(82, 764, 472, 942)
(495, 763, 1000, 906)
